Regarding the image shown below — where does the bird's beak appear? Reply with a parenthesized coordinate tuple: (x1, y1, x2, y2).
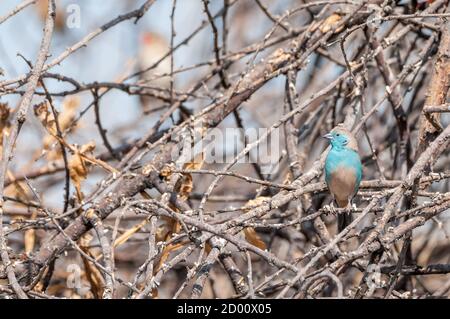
(323, 133, 333, 140)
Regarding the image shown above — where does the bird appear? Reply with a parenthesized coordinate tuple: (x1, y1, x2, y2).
(137, 31, 171, 113)
(324, 126, 362, 232)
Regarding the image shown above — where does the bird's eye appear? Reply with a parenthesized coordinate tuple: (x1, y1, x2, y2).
(336, 133, 340, 136)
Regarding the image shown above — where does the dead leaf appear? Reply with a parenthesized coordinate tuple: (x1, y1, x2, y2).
(34, 101, 57, 152)
(69, 142, 96, 201)
(179, 152, 204, 200)
(243, 227, 266, 250)
(154, 242, 186, 273)
(59, 96, 80, 131)
(160, 164, 174, 178)
(24, 211, 38, 255)
(243, 196, 270, 210)
(5, 170, 31, 203)
(79, 234, 104, 299)
(0, 103, 11, 153)
(34, 98, 80, 161)
(0, 102, 10, 132)
(242, 196, 269, 250)
(113, 217, 150, 248)
(320, 14, 342, 33)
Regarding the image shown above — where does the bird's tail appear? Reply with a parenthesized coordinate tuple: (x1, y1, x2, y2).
(336, 198, 353, 233)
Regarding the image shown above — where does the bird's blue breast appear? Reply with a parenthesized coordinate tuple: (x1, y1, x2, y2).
(325, 147, 362, 192)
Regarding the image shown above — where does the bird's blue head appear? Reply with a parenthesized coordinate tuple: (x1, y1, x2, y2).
(323, 130, 351, 150)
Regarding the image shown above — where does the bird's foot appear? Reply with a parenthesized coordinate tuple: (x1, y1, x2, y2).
(324, 202, 337, 215)
(344, 202, 358, 212)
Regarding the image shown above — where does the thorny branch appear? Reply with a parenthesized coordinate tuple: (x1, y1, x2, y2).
(0, 0, 449, 299)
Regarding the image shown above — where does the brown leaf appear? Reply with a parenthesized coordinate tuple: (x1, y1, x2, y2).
(154, 242, 186, 273)
(0, 102, 10, 133)
(243, 196, 270, 211)
(113, 217, 150, 248)
(69, 142, 96, 201)
(0, 103, 11, 154)
(59, 96, 80, 131)
(79, 234, 104, 299)
(24, 211, 38, 255)
(34, 98, 80, 161)
(242, 197, 269, 250)
(34, 101, 57, 148)
(5, 171, 31, 203)
(319, 14, 342, 33)
(155, 217, 173, 242)
(179, 152, 204, 200)
(205, 242, 212, 255)
(160, 164, 174, 178)
(243, 227, 266, 250)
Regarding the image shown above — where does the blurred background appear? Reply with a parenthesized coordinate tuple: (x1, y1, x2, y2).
(0, 0, 449, 299)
